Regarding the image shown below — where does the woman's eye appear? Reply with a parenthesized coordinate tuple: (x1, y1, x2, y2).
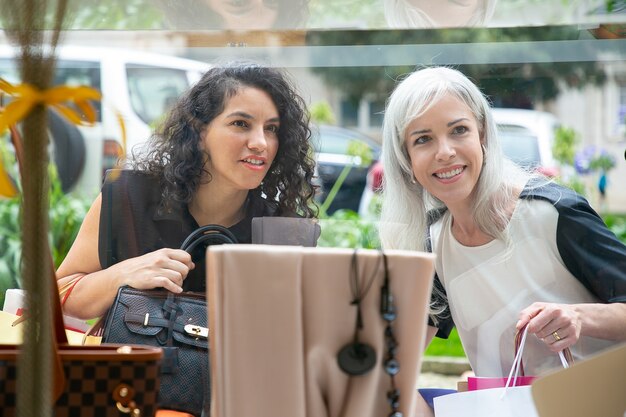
(452, 125, 468, 135)
(266, 124, 279, 133)
(232, 120, 248, 128)
(414, 135, 430, 145)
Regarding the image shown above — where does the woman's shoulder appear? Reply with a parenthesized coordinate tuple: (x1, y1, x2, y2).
(519, 179, 591, 211)
(102, 169, 159, 188)
(101, 169, 163, 210)
(518, 179, 606, 234)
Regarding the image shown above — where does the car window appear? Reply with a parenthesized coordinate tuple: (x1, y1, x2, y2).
(317, 131, 355, 155)
(315, 127, 381, 156)
(54, 60, 102, 122)
(499, 130, 541, 169)
(0, 58, 19, 84)
(126, 65, 191, 126)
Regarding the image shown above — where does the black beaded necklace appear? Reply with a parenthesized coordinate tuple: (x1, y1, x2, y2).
(381, 253, 402, 417)
(336, 251, 402, 417)
(337, 250, 380, 375)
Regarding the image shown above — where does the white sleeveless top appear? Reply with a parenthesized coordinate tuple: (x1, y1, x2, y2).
(430, 198, 616, 376)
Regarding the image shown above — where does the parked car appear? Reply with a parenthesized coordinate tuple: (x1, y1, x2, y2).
(492, 108, 560, 177)
(358, 109, 561, 216)
(0, 45, 210, 196)
(312, 125, 381, 214)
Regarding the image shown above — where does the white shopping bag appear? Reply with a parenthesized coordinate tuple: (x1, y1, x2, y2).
(434, 326, 569, 417)
(434, 385, 539, 417)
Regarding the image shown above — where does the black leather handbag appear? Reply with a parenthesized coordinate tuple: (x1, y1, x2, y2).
(102, 225, 237, 416)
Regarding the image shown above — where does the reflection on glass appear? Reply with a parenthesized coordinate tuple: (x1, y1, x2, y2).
(383, 0, 497, 28)
(158, 0, 310, 30)
(491, 0, 622, 28)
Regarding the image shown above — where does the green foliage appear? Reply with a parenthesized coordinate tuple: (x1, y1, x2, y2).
(308, 0, 384, 29)
(70, 0, 164, 29)
(309, 101, 336, 125)
(589, 154, 616, 172)
(0, 196, 21, 307)
(318, 209, 380, 249)
(553, 127, 579, 166)
(555, 175, 587, 196)
(0, 168, 90, 308)
(603, 213, 626, 244)
(425, 328, 466, 357)
(347, 140, 374, 166)
(48, 169, 91, 268)
(360, 192, 383, 220)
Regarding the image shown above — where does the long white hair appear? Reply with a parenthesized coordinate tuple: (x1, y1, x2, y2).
(379, 66, 530, 252)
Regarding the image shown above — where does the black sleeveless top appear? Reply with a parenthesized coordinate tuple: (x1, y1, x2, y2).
(98, 170, 278, 292)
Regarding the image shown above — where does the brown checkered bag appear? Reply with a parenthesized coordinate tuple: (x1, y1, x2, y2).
(0, 124, 163, 417)
(0, 345, 162, 417)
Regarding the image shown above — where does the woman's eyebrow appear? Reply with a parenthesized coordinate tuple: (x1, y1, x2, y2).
(225, 111, 253, 119)
(225, 111, 280, 123)
(408, 117, 470, 137)
(448, 117, 469, 126)
(408, 128, 431, 137)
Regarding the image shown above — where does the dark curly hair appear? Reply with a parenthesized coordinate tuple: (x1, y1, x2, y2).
(132, 62, 317, 218)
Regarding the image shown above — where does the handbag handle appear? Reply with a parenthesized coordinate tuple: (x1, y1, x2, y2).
(512, 324, 574, 378)
(180, 224, 238, 253)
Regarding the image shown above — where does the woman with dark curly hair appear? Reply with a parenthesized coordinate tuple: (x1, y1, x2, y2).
(56, 62, 318, 320)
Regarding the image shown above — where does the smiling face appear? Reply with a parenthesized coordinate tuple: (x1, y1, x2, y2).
(201, 86, 279, 194)
(404, 93, 484, 211)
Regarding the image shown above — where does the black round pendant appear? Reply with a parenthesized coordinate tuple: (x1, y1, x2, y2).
(337, 342, 377, 376)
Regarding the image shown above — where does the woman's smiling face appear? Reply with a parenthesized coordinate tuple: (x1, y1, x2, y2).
(404, 92, 484, 210)
(201, 86, 280, 193)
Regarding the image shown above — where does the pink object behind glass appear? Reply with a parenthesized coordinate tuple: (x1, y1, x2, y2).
(467, 375, 537, 390)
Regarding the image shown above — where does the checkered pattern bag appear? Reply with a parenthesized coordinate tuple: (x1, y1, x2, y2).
(0, 344, 162, 417)
(0, 116, 163, 417)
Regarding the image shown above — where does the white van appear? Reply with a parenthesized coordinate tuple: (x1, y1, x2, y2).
(0, 46, 210, 196)
(491, 108, 561, 177)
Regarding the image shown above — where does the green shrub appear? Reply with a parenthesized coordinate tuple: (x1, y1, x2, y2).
(603, 213, 626, 244)
(425, 328, 466, 357)
(318, 209, 380, 249)
(0, 168, 90, 308)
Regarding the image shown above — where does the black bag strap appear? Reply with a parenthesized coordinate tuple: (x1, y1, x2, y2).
(164, 225, 238, 337)
(180, 224, 238, 253)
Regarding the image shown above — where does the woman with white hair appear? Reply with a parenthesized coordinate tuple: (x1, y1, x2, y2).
(379, 66, 626, 413)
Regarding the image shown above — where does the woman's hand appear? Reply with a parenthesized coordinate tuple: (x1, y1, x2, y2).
(112, 248, 195, 294)
(516, 302, 582, 352)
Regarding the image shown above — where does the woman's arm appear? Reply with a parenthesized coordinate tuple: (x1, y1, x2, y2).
(57, 194, 194, 319)
(516, 185, 626, 351)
